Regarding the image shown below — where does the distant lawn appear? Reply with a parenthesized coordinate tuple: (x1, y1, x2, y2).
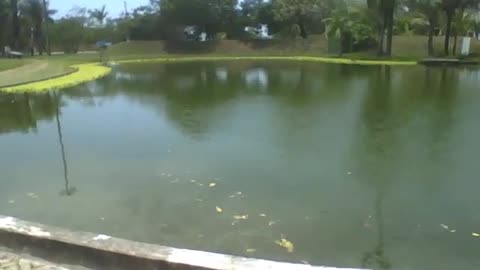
(0, 60, 74, 88)
(0, 59, 30, 72)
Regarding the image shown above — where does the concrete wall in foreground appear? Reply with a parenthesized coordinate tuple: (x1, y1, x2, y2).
(0, 215, 367, 270)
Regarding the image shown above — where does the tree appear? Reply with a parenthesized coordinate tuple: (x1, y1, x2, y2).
(89, 5, 109, 26)
(325, 2, 377, 55)
(160, 0, 239, 39)
(42, 0, 51, 55)
(368, 0, 397, 56)
(10, 0, 20, 49)
(22, 0, 44, 54)
(0, 0, 9, 54)
(441, 0, 462, 55)
(271, 0, 323, 39)
(408, 0, 441, 56)
(440, 0, 479, 55)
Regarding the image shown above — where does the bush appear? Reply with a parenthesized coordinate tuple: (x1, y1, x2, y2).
(50, 18, 85, 53)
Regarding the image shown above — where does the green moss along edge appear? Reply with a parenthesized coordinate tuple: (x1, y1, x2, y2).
(0, 56, 417, 93)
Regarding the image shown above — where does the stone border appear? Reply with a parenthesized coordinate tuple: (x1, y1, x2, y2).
(0, 216, 367, 270)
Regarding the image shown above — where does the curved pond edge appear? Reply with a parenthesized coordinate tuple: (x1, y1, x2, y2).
(0, 63, 112, 93)
(0, 215, 367, 270)
(116, 56, 418, 66)
(0, 56, 417, 93)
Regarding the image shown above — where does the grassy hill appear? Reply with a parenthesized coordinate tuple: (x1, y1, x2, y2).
(107, 35, 480, 61)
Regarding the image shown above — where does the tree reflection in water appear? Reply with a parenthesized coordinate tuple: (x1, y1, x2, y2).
(53, 91, 76, 196)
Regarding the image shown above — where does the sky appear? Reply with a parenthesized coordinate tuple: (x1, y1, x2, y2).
(50, 0, 151, 18)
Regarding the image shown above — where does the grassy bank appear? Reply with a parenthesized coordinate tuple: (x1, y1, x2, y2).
(1, 35, 478, 93)
(0, 60, 73, 88)
(0, 59, 30, 72)
(106, 35, 480, 61)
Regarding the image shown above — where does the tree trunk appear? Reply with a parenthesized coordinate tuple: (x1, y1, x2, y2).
(452, 34, 458, 55)
(377, 13, 387, 56)
(298, 19, 307, 39)
(444, 11, 453, 56)
(10, 0, 19, 49)
(385, 6, 394, 56)
(42, 0, 51, 56)
(427, 24, 434, 57)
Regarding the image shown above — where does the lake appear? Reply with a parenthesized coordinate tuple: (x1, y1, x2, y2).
(1, 61, 479, 270)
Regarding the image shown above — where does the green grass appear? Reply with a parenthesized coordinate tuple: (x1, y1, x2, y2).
(0, 60, 74, 88)
(0, 59, 30, 72)
(1, 35, 478, 92)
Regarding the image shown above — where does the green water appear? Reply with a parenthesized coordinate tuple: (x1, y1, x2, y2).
(1, 61, 480, 269)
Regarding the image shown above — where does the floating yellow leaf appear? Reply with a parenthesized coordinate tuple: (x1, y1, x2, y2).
(233, 215, 248, 220)
(473, 233, 480, 237)
(216, 207, 223, 213)
(209, 183, 217, 187)
(275, 238, 294, 253)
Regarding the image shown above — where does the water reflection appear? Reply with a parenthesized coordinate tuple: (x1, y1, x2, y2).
(1, 62, 479, 269)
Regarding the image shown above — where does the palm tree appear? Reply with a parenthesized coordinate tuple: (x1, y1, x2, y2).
(452, 7, 478, 54)
(0, 1, 9, 54)
(89, 5, 109, 26)
(42, 0, 50, 55)
(367, 0, 397, 56)
(441, 0, 461, 55)
(409, 0, 441, 56)
(10, 0, 19, 49)
(22, 0, 43, 54)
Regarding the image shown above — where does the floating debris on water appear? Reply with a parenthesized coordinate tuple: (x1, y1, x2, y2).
(473, 233, 480, 237)
(268, 220, 278, 226)
(232, 220, 239, 226)
(161, 173, 166, 176)
(8, 200, 14, 204)
(209, 183, 217, 187)
(347, 171, 352, 175)
(216, 206, 223, 213)
(228, 191, 244, 199)
(100, 217, 105, 221)
(275, 237, 294, 253)
(301, 261, 310, 265)
(233, 215, 248, 220)
(246, 249, 256, 253)
(190, 180, 197, 183)
(450, 230, 456, 233)
(259, 214, 267, 217)
(27, 193, 39, 199)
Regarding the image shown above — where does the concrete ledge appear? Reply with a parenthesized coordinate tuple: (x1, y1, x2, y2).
(0, 216, 366, 270)
(419, 58, 480, 66)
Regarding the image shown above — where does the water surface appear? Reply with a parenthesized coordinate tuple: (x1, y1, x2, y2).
(1, 61, 480, 270)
